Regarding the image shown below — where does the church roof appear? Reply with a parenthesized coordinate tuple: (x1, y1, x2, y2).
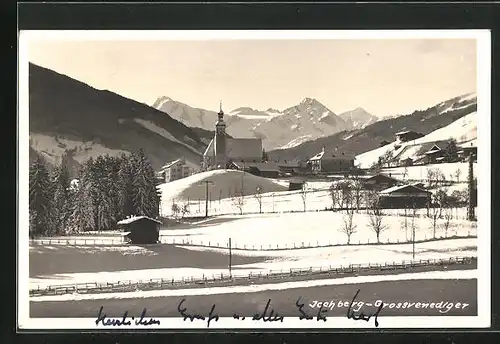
(202, 137, 262, 160)
(203, 139, 214, 157)
(226, 138, 262, 159)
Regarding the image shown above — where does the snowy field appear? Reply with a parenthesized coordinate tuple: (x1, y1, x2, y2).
(380, 162, 477, 182)
(159, 211, 477, 248)
(157, 167, 472, 218)
(29, 238, 476, 291)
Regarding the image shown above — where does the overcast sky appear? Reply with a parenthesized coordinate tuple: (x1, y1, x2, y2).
(28, 38, 476, 117)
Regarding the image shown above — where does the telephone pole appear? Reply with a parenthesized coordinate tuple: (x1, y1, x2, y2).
(467, 152, 475, 221)
(229, 237, 232, 278)
(199, 180, 214, 218)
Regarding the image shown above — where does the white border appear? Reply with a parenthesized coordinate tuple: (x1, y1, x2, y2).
(18, 29, 491, 330)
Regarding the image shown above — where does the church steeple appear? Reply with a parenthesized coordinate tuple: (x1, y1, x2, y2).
(218, 100, 224, 121)
(214, 100, 227, 168)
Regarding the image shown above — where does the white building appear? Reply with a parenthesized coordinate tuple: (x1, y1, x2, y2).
(159, 158, 198, 183)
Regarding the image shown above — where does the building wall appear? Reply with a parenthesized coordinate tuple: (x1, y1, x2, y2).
(126, 219, 160, 244)
(318, 158, 354, 172)
(378, 195, 429, 209)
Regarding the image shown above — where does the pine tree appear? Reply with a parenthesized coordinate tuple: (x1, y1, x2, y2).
(118, 153, 135, 219)
(131, 149, 160, 218)
(52, 162, 72, 235)
(68, 159, 95, 233)
(29, 156, 54, 237)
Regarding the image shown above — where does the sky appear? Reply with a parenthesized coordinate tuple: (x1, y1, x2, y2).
(28, 38, 477, 117)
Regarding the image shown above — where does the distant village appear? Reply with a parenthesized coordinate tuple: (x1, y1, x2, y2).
(156, 105, 478, 211)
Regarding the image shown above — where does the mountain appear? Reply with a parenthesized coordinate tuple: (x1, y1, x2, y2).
(267, 93, 477, 163)
(339, 107, 378, 129)
(29, 64, 214, 174)
(152, 96, 349, 151)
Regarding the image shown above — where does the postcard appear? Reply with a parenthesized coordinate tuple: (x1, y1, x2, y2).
(18, 29, 491, 330)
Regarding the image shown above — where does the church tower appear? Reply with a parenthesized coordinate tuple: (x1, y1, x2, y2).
(214, 101, 227, 168)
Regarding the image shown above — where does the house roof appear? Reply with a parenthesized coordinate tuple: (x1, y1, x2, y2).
(308, 149, 355, 161)
(117, 216, 162, 225)
(226, 138, 262, 159)
(379, 184, 430, 195)
(161, 158, 184, 170)
(459, 139, 477, 149)
(395, 130, 411, 136)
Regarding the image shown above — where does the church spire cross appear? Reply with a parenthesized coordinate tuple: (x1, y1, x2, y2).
(220, 100, 222, 112)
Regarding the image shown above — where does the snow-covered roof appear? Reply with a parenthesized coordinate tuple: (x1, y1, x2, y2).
(459, 139, 477, 148)
(117, 216, 162, 225)
(161, 158, 184, 170)
(379, 184, 430, 195)
(395, 130, 411, 136)
(309, 150, 325, 161)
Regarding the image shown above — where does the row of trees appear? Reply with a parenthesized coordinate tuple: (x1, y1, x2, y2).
(29, 150, 160, 237)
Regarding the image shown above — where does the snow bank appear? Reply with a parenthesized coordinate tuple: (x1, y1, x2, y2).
(158, 169, 288, 206)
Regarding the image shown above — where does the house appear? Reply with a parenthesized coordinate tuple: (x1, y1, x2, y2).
(362, 173, 403, 191)
(377, 184, 431, 209)
(117, 216, 162, 244)
(159, 158, 198, 183)
(203, 103, 262, 170)
(275, 160, 308, 175)
(395, 131, 424, 143)
(229, 161, 281, 178)
(289, 179, 305, 191)
(308, 148, 355, 174)
(457, 141, 477, 162)
(401, 157, 414, 166)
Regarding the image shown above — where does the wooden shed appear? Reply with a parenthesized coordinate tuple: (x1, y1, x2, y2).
(377, 184, 431, 209)
(117, 216, 162, 244)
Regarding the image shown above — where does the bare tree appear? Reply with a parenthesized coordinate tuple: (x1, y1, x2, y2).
(351, 176, 363, 212)
(426, 168, 446, 189)
(400, 205, 410, 242)
(427, 194, 441, 239)
(367, 196, 387, 243)
(254, 185, 263, 214)
(232, 189, 245, 215)
(300, 182, 308, 212)
(171, 202, 180, 219)
(339, 208, 357, 245)
(329, 183, 338, 211)
(335, 180, 353, 211)
(454, 168, 462, 183)
(180, 202, 190, 219)
(443, 206, 453, 238)
(402, 166, 409, 181)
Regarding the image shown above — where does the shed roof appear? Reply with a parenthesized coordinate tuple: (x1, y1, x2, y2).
(364, 173, 402, 183)
(117, 216, 162, 225)
(379, 184, 430, 195)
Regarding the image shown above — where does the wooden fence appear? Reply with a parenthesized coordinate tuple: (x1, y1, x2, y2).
(30, 256, 476, 297)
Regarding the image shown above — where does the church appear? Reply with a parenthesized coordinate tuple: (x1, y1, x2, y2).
(203, 103, 263, 170)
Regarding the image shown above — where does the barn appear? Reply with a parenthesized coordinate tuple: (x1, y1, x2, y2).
(117, 216, 162, 244)
(377, 184, 431, 209)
